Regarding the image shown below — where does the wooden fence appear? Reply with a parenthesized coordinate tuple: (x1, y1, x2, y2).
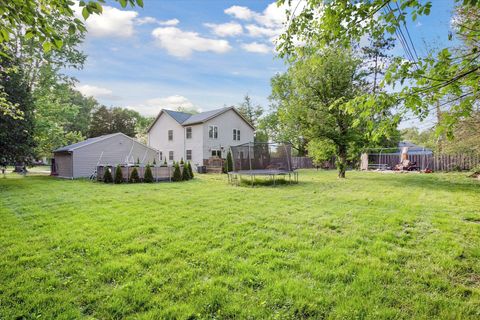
(291, 156, 336, 169)
(291, 157, 314, 169)
(366, 153, 480, 171)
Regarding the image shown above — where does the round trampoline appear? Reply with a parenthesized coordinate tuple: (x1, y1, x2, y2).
(228, 142, 298, 186)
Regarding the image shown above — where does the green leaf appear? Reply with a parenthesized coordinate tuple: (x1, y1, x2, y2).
(137, 0, 144, 7)
(82, 7, 90, 19)
(119, 0, 127, 8)
(68, 24, 76, 35)
(42, 41, 52, 52)
(54, 39, 63, 49)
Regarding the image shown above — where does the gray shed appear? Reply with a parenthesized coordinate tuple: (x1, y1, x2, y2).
(52, 133, 159, 179)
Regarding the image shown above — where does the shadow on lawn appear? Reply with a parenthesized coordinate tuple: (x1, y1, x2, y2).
(355, 172, 479, 194)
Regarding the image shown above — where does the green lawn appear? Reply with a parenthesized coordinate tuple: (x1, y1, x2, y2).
(0, 170, 479, 319)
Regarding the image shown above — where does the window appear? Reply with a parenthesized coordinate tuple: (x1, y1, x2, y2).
(159, 151, 163, 160)
(233, 129, 241, 141)
(168, 130, 173, 141)
(209, 125, 218, 139)
(211, 150, 221, 157)
(169, 151, 174, 161)
(186, 150, 192, 161)
(186, 127, 192, 139)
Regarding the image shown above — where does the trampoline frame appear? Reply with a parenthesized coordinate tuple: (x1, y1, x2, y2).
(227, 142, 298, 186)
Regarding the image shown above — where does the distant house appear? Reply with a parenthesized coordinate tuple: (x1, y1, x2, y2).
(147, 107, 254, 167)
(52, 133, 158, 179)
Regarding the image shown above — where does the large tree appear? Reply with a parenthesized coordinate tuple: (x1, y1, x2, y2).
(271, 47, 398, 178)
(33, 66, 96, 157)
(89, 106, 148, 138)
(0, 58, 36, 165)
(278, 0, 480, 136)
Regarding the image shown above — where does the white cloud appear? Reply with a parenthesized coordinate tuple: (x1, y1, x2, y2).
(76, 84, 117, 99)
(146, 95, 194, 109)
(241, 42, 272, 54)
(224, 6, 255, 20)
(245, 24, 279, 38)
(136, 16, 158, 25)
(159, 18, 180, 26)
(204, 22, 243, 37)
(74, 5, 138, 38)
(125, 95, 197, 116)
(151, 27, 232, 58)
(136, 17, 180, 26)
(226, 1, 307, 43)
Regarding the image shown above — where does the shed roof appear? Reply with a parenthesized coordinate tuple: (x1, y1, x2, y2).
(53, 132, 158, 153)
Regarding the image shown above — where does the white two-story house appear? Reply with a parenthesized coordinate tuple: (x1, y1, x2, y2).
(147, 107, 254, 167)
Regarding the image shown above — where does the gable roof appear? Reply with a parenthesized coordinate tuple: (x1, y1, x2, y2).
(147, 107, 255, 132)
(163, 109, 191, 124)
(53, 132, 158, 153)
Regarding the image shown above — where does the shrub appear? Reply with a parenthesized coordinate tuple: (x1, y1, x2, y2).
(471, 164, 480, 174)
(136, 157, 140, 165)
(182, 163, 191, 181)
(188, 161, 194, 179)
(144, 165, 154, 183)
(226, 151, 233, 172)
(114, 165, 123, 184)
(130, 167, 140, 183)
(153, 158, 156, 165)
(163, 158, 167, 166)
(180, 158, 184, 165)
(103, 167, 113, 183)
(172, 162, 182, 182)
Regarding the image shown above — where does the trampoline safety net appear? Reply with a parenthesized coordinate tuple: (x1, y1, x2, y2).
(230, 142, 293, 172)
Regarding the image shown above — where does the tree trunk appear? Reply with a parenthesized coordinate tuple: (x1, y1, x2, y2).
(337, 145, 347, 178)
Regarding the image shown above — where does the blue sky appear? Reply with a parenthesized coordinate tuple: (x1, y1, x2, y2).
(68, 0, 456, 127)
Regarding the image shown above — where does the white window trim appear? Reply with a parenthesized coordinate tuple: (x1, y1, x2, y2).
(233, 128, 240, 141)
(186, 149, 192, 161)
(211, 149, 221, 158)
(168, 130, 173, 141)
(168, 150, 174, 161)
(209, 125, 218, 139)
(186, 127, 192, 139)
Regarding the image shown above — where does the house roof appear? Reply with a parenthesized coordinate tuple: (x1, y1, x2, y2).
(163, 109, 192, 124)
(147, 106, 255, 132)
(53, 132, 158, 153)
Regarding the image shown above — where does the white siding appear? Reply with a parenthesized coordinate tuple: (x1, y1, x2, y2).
(184, 124, 204, 167)
(147, 112, 185, 164)
(72, 134, 158, 178)
(202, 109, 254, 160)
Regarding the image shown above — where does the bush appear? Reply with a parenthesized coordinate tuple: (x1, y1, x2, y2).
(172, 162, 182, 182)
(144, 165, 154, 183)
(188, 161, 194, 179)
(226, 151, 233, 172)
(114, 165, 123, 184)
(471, 164, 480, 173)
(130, 167, 140, 183)
(222, 159, 227, 174)
(163, 158, 167, 166)
(103, 167, 113, 183)
(153, 158, 156, 165)
(182, 163, 191, 181)
(180, 158, 184, 165)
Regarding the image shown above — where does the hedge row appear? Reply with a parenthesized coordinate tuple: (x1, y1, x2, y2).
(103, 161, 194, 184)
